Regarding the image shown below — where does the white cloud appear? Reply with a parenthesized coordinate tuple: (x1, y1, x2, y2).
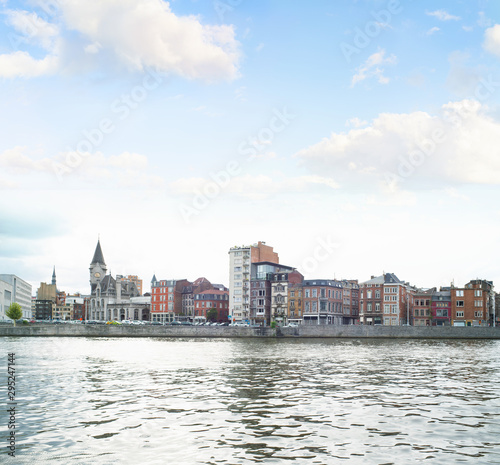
(351, 48, 396, 87)
(295, 99, 500, 190)
(426, 27, 440, 36)
(169, 173, 339, 200)
(1, 0, 241, 81)
(0, 51, 58, 78)
(483, 24, 500, 58)
(6, 9, 59, 50)
(0, 147, 164, 188)
(57, 0, 240, 81)
(426, 10, 460, 21)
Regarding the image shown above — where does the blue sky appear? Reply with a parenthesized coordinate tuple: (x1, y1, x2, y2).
(0, 0, 499, 294)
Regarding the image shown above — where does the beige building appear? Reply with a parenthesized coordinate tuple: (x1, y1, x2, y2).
(229, 241, 279, 324)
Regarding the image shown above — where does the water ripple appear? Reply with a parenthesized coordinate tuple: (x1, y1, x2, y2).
(0, 337, 499, 464)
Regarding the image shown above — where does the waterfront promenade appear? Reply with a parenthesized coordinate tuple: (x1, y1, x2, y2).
(1, 324, 499, 339)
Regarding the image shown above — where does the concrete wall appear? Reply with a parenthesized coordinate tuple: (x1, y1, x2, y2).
(0, 324, 499, 339)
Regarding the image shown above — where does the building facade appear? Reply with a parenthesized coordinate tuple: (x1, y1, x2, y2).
(88, 240, 143, 321)
(0, 274, 33, 319)
(0, 279, 13, 321)
(194, 290, 229, 322)
(431, 289, 451, 326)
(229, 242, 279, 324)
(360, 273, 414, 326)
(302, 279, 344, 325)
(270, 270, 304, 325)
(450, 279, 494, 326)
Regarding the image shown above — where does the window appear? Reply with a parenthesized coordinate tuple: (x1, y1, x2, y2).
(234, 266, 242, 272)
(456, 311, 464, 317)
(474, 290, 482, 297)
(474, 311, 483, 318)
(456, 301, 464, 307)
(391, 305, 398, 314)
(305, 289, 310, 298)
(474, 300, 483, 307)
(375, 303, 380, 312)
(456, 290, 464, 297)
(384, 304, 390, 314)
(312, 289, 317, 298)
(375, 291, 380, 299)
(367, 290, 372, 299)
(367, 303, 372, 312)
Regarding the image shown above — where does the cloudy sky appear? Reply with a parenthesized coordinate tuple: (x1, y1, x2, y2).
(1, 0, 499, 295)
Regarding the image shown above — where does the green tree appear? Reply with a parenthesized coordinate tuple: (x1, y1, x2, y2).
(207, 308, 218, 322)
(6, 303, 22, 326)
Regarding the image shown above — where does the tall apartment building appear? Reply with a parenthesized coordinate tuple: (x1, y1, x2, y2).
(0, 274, 33, 319)
(450, 279, 494, 326)
(359, 273, 414, 326)
(229, 241, 279, 324)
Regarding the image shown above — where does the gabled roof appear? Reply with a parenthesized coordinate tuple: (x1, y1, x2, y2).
(91, 240, 106, 265)
(362, 273, 402, 285)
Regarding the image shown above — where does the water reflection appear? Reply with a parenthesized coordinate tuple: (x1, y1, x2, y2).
(0, 337, 499, 464)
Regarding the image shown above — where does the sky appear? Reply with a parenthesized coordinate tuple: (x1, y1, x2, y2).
(1, 0, 500, 295)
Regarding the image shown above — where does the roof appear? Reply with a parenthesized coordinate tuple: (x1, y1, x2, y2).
(91, 240, 106, 265)
(362, 273, 402, 285)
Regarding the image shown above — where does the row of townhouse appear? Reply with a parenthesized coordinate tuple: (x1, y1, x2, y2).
(150, 275, 228, 323)
(229, 243, 496, 327)
(230, 246, 360, 326)
(360, 273, 495, 327)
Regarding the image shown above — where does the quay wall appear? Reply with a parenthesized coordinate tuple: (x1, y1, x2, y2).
(0, 324, 499, 339)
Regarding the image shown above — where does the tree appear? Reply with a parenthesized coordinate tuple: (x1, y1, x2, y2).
(207, 308, 218, 322)
(6, 303, 22, 326)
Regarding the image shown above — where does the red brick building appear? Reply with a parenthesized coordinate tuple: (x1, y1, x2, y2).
(302, 279, 344, 325)
(194, 290, 229, 322)
(360, 273, 414, 326)
(150, 276, 190, 323)
(450, 279, 493, 326)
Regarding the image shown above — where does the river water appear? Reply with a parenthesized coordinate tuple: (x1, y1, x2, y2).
(1, 337, 499, 464)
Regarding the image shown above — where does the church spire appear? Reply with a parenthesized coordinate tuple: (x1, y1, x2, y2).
(91, 239, 106, 266)
(52, 266, 56, 286)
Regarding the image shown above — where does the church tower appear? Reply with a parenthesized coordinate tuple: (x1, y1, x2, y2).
(90, 239, 107, 287)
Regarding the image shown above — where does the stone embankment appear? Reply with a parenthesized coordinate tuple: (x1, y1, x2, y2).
(0, 324, 499, 339)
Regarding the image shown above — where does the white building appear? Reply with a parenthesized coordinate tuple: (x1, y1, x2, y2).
(228, 242, 280, 324)
(0, 274, 33, 319)
(0, 279, 13, 321)
(228, 246, 252, 323)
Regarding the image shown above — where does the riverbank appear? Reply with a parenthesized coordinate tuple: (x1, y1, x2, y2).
(1, 324, 499, 338)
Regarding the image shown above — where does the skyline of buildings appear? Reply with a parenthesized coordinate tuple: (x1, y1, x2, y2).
(0, 239, 498, 327)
